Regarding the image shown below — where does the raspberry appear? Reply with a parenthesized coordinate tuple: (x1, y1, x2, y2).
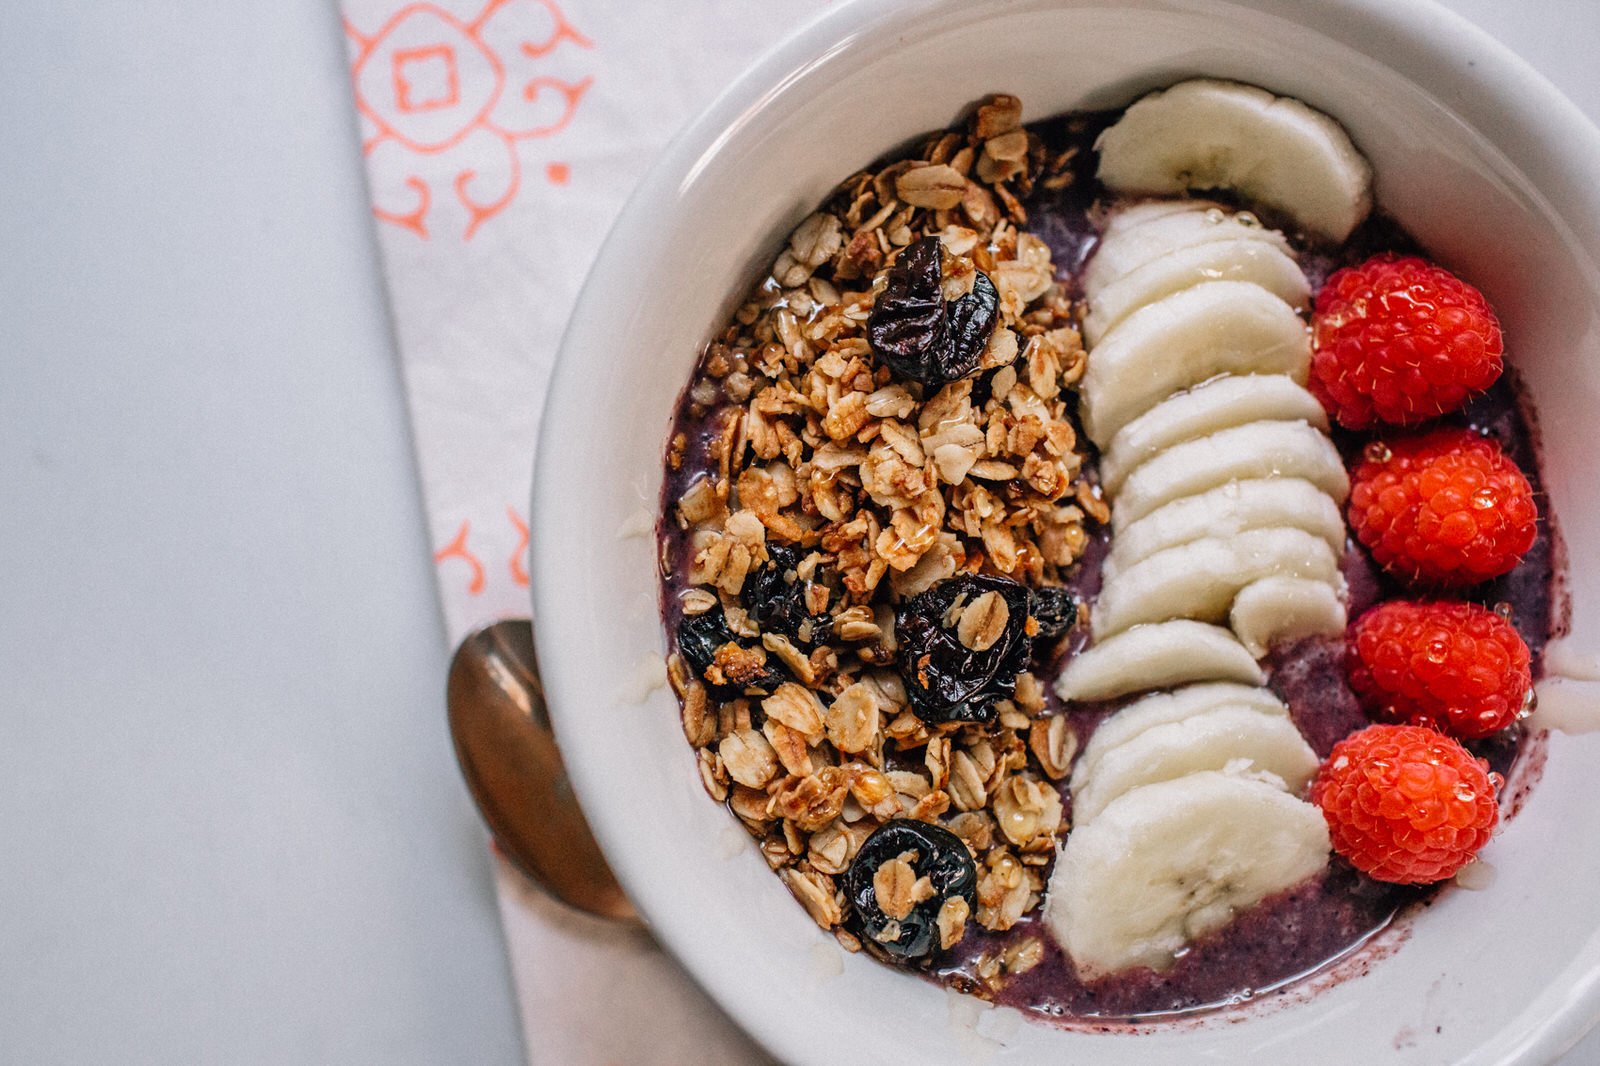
(1312, 724, 1498, 884)
(1310, 254, 1504, 429)
(1347, 428, 1537, 587)
(1347, 601, 1531, 739)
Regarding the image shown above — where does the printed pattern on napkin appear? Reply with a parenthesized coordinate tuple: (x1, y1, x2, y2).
(338, 0, 827, 1062)
(346, 0, 594, 240)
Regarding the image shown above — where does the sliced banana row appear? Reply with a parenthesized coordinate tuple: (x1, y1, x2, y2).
(1042, 80, 1367, 982)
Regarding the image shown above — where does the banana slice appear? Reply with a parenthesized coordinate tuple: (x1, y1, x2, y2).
(1095, 78, 1374, 242)
(1084, 239, 1310, 346)
(1113, 420, 1349, 528)
(1100, 376, 1327, 495)
(1230, 575, 1349, 658)
(1079, 282, 1311, 447)
(1086, 204, 1294, 300)
(1074, 683, 1288, 788)
(1096, 199, 1210, 240)
(1093, 528, 1340, 638)
(1071, 706, 1319, 824)
(1046, 770, 1331, 978)
(1054, 621, 1263, 702)
(1106, 478, 1346, 579)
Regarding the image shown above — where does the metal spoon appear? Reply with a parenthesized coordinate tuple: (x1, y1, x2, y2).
(447, 619, 638, 924)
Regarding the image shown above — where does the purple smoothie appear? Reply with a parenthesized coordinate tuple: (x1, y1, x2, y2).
(657, 107, 1557, 1024)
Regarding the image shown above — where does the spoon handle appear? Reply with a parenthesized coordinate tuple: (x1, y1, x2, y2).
(447, 620, 638, 924)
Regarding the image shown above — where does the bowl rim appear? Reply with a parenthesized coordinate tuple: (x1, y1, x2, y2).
(532, 0, 1600, 1060)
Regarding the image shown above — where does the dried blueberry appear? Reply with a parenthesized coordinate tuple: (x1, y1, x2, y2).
(676, 607, 735, 677)
(740, 544, 830, 647)
(674, 603, 786, 699)
(895, 573, 1031, 725)
(843, 819, 978, 959)
(1029, 586, 1083, 643)
(866, 236, 999, 387)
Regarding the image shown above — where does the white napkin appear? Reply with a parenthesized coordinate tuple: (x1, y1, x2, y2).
(337, 0, 827, 1061)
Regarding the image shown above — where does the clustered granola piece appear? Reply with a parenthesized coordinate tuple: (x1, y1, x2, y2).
(662, 95, 1098, 975)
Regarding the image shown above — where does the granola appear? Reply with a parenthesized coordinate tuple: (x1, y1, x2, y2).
(661, 95, 1095, 968)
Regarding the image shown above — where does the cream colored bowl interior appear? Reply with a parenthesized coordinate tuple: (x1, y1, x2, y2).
(534, 0, 1600, 1062)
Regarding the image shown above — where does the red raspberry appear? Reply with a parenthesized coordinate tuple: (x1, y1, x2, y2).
(1310, 254, 1504, 430)
(1312, 724, 1498, 884)
(1347, 428, 1537, 587)
(1347, 601, 1531, 739)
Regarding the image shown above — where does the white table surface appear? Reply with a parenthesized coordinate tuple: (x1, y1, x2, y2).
(1, 1, 1597, 1063)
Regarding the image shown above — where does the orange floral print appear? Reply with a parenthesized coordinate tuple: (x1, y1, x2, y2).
(346, 0, 593, 239)
(507, 506, 530, 588)
(434, 519, 487, 595)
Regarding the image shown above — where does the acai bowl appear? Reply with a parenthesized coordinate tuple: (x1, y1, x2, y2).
(532, 0, 1600, 1062)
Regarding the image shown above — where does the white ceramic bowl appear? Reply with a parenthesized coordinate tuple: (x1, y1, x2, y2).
(533, 0, 1600, 1061)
